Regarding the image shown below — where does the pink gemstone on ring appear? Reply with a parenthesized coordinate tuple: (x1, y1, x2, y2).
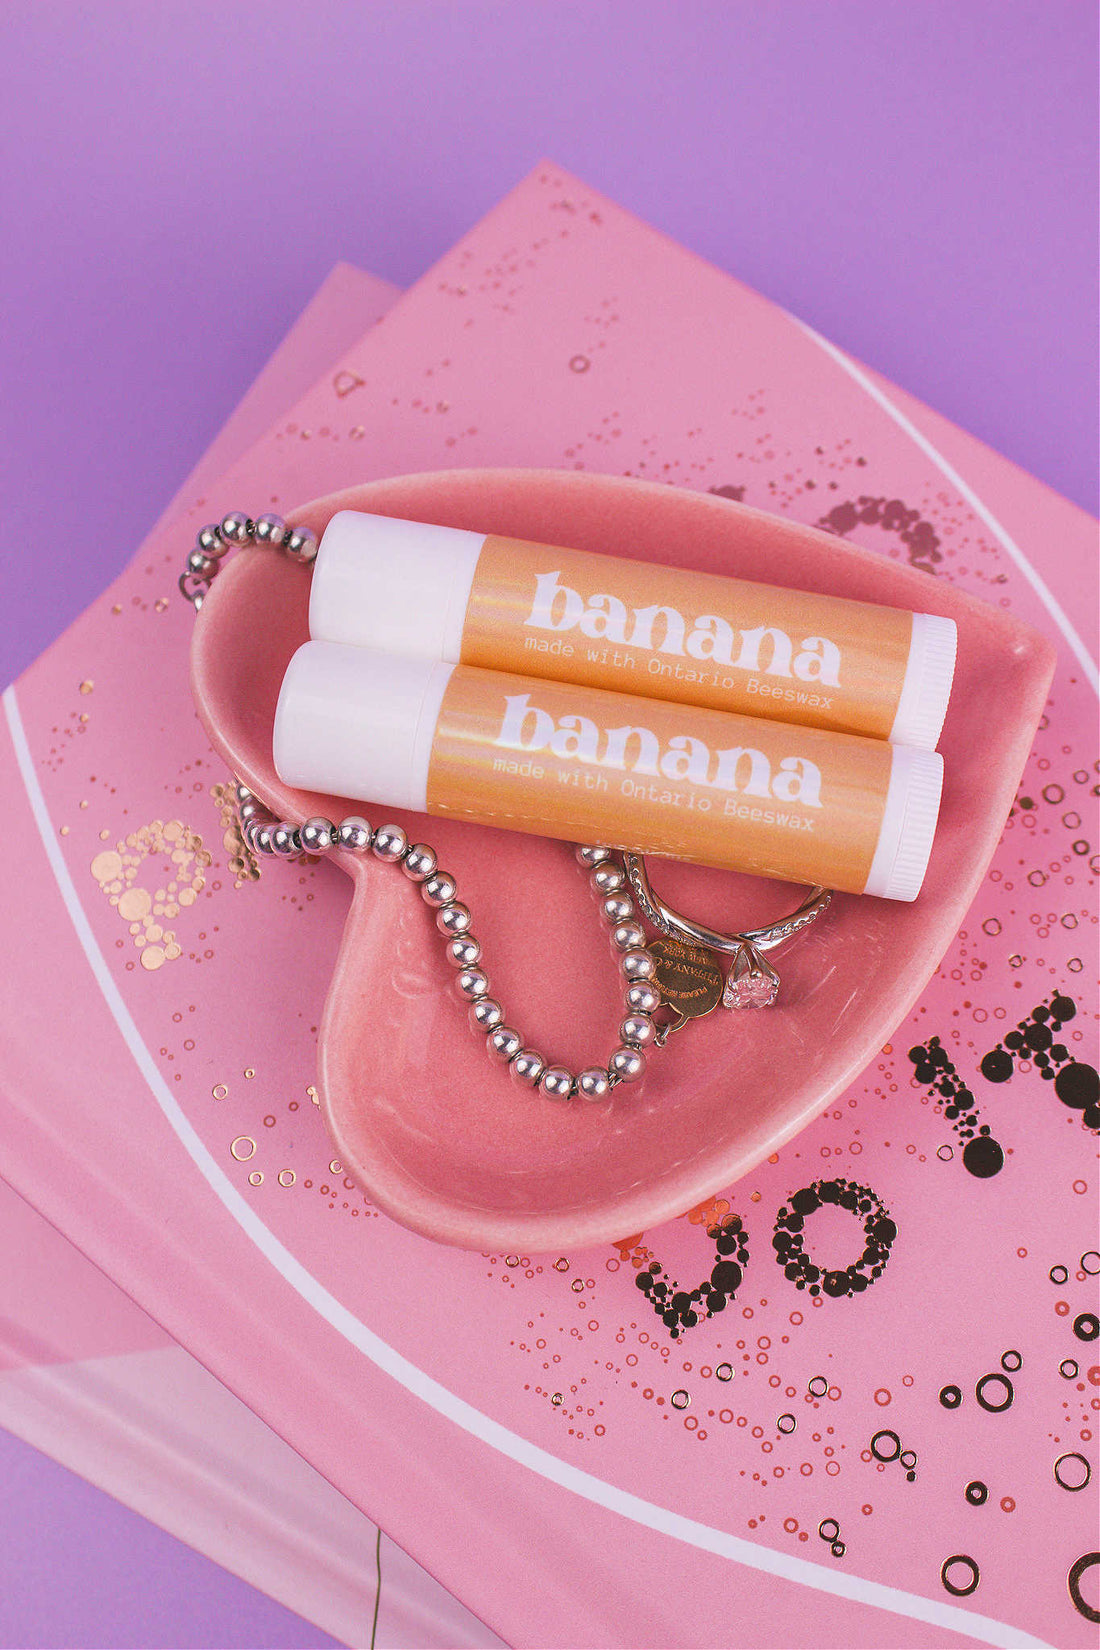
(722, 943, 780, 1009)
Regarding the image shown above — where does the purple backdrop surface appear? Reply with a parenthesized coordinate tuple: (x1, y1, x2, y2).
(0, 1428, 337, 1650)
(0, 2, 1096, 1646)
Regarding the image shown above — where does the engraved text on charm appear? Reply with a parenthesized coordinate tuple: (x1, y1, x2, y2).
(723, 941, 781, 1009)
(650, 937, 724, 1019)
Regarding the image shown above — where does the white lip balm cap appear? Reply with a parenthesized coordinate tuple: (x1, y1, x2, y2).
(309, 511, 486, 660)
(889, 612, 957, 750)
(863, 744, 944, 901)
(273, 641, 452, 812)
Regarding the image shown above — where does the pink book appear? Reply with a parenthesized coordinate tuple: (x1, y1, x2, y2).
(2, 162, 1096, 1649)
(0, 264, 501, 1650)
(0, 1179, 502, 1650)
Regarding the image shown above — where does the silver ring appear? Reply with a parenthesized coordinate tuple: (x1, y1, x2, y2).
(622, 853, 832, 1010)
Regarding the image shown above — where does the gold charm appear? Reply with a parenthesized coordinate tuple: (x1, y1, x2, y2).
(649, 936, 724, 1020)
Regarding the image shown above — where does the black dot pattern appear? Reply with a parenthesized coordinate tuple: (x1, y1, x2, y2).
(816, 494, 942, 574)
(772, 1178, 896, 1297)
(980, 994, 1099, 1132)
(634, 1215, 750, 1339)
(907, 1037, 1004, 1175)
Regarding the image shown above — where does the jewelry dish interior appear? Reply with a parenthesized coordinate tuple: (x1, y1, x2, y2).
(190, 468, 1055, 1250)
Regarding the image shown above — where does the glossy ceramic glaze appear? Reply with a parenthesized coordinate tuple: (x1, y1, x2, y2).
(190, 469, 1055, 1249)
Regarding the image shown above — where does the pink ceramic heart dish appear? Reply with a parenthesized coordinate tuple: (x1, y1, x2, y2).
(190, 469, 1054, 1251)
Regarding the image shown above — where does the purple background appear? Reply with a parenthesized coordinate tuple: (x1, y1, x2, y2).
(0, 2, 1095, 1644)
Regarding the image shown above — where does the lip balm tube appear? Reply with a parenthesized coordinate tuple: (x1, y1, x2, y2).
(308, 511, 956, 749)
(274, 643, 944, 900)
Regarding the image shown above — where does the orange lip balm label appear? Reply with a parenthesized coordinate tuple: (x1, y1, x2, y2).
(276, 647, 943, 901)
(462, 536, 914, 739)
(427, 666, 893, 894)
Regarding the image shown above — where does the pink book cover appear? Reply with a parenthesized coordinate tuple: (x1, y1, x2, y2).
(0, 263, 502, 1650)
(0, 1182, 501, 1650)
(2, 163, 1097, 1648)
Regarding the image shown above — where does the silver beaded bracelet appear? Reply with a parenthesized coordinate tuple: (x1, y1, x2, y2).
(180, 510, 832, 1104)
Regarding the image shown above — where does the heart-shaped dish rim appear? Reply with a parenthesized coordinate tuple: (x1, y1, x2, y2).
(190, 467, 1055, 1250)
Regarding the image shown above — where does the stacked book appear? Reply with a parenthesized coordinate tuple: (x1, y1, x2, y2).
(1, 163, 1096, 1649)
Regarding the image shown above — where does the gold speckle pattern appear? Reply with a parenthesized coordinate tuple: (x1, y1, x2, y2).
(210, 780, 260, 885)
(333, 369, 365, 398)
(90, 818, 210, 969)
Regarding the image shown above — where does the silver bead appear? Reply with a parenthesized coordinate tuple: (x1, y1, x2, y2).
(372, 823, 407, 862)
(300, 816, 335, 854)
(252, 513, 286, 547)
(446, 934, 481, 968)
(436, 901, 471, 936)
(271, 822, 301, 858)
(609, 1045, 646, 1083)
(621, 948, 656, 981)
(602, 894, 635, 926)
(510, 1047, 545, 1088)
(422, 871, 457, 907)
(488, 1025, 522, 1063)
(470, 997, 503, 1031)
(611, 921, 646, 953)
(402, 843, 437, 881)
(456, 967, 490, 1000)
(620, 1012, 656, 1047)
(234, 781, 253, 804)
(575, 844, 612, 867)
(285, 525, 318, 563)
(336, 816, 372, 854)
(237, 798, 262, 824)
(252, 822, 278, 856)
(625, 980, 661, 1015)
(591, 863, 624, 895)
(198, 524, 225, 557)
(577, 1067, 611, 1102)
(540, 1066, 575, 1102)
(220, 510, 252, 546)
(187, 547, 218, 578)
